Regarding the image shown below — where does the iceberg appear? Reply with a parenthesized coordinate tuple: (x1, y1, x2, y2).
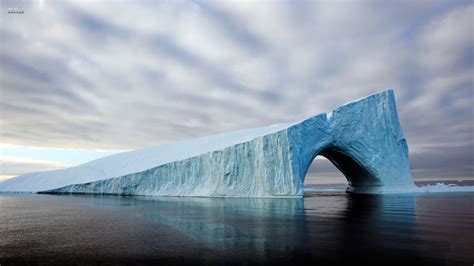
(0, 90, 416, 196)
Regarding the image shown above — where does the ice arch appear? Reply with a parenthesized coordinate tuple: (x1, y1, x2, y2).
(286, 90, 414, 194)
(305, 147, 380, 188)
(37, 90, 415, 197)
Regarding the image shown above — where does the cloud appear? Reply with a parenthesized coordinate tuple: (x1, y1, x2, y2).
(0, 0, 472, 180)
(0, 155, 68, 178)
(417, 4, 473, 72)
(409, 144, 474, 179)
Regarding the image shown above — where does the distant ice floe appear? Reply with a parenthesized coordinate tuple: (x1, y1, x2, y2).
(304, 183, 474, 194)
(415, 182, 474, 193)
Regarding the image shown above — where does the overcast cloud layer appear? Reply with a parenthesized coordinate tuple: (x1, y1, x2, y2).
(0, 0, 473, 180)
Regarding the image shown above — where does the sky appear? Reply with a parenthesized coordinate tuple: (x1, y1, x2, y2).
(0, 0, 473, 182)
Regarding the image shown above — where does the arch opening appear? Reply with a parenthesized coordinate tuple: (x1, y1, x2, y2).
(303, 156, 347, 187)
(303, 147, 381, 190)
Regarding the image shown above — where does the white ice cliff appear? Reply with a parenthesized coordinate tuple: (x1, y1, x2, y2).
(0, 90, 416, 196)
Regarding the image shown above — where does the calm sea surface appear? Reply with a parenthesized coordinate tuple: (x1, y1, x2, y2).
(0, 189, 473, 265)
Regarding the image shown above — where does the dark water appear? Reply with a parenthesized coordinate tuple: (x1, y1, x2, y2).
(0, 192, 473, 265)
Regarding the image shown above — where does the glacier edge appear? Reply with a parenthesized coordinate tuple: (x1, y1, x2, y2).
(40, 89, 415, 197)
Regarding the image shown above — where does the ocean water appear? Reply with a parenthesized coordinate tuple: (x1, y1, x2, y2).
(0, 190, 473, 265)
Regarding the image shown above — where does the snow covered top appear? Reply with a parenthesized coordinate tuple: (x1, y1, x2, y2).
(0, 122, 294, 192)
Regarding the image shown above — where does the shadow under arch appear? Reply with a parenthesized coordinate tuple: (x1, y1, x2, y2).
(304, 146, 382, 190)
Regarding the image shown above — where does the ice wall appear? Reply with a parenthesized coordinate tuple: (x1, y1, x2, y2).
(0, 124, 292, 192)
(41, 90, 415, 197)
